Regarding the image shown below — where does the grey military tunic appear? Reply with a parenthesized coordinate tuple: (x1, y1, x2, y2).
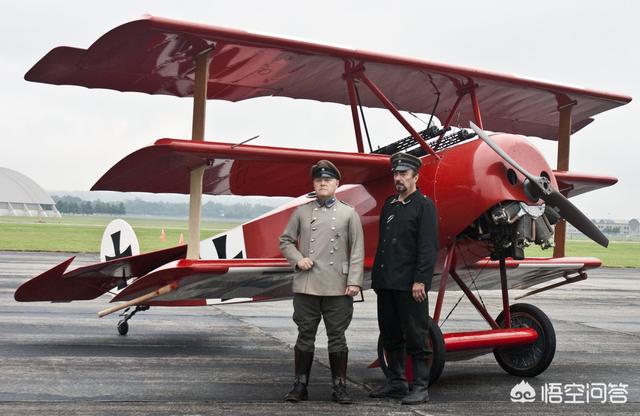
(280, 197, 364, 352)
(280, 199, 364, 295)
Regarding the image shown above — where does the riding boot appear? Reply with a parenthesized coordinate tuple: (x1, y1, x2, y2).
(401, 356, 430, 405)
(284, 347, 314, 402)
(369, 349, 409, 399)
(329, 350, 353, 404)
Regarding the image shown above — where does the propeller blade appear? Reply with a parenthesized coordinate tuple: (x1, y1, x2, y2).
(469, 121, 609, 248)
(470, 122, 551, 198)
(469, 122, 539, 184)
(544, 191, 609, 247)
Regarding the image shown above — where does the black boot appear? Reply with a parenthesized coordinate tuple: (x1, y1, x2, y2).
(329, 350, 353, 404)
(401, 356, 430, 405)
(284, 347, 314, 402)
(369, 349, 409, 399)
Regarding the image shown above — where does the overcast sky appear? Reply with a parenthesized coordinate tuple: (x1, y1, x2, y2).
(1, 1, 638, 218)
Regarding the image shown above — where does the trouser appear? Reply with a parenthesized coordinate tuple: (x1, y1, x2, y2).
(292, 293, 354, 353)
(375, 289, 432, 359)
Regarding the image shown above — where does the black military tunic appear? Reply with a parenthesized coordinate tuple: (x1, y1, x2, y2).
(372, 189, 438, 291)
(372, 189, 438, 357)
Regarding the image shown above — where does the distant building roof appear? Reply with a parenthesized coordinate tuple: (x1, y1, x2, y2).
(0, 167, 54, 205)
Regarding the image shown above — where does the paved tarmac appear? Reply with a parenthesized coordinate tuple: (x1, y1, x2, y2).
(0, 251, 638, 415)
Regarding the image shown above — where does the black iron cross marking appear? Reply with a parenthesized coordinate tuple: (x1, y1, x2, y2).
(212, 234, 243, 259)
(105, 231, 132, 261)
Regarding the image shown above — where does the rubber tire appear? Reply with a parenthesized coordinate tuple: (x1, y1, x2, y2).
(377, 317, 445, 386)
(117, 320, 129, 336)
(493, 303, 556, 377)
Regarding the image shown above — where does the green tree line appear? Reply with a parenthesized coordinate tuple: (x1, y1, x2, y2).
(53, 195, 125, 215)
(53, 196, 273, 219)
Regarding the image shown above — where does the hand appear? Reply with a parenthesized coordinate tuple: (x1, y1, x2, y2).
(345, 285, 360, 297)
(296, 257, 314, 271)
(412, 282, 427, 303)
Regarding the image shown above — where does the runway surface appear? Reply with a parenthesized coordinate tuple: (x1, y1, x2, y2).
(1, 251, 638, 415)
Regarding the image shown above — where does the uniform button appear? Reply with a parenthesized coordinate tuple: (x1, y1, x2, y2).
(382, 239, 386, 243)
(332, 217, 336, 220)
(310, 250, 314, 254)
(311, 238, 315, 242)
(381, 264, 384, 268)
(333, 208, 337, 212)
(331, 226, 336, 230)
(314, 207, 318, 211)
(330, 261, 334, 265)
(330, 250, 334, 254)
(312, 227, 317, 231)
(330, 238, 334, 242)
(313, 217, 317, 221)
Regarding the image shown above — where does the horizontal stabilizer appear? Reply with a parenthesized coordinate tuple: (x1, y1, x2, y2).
(14, 245, 187, 302)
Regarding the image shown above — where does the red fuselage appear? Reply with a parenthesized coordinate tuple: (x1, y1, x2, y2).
(242, 134, 556, 271)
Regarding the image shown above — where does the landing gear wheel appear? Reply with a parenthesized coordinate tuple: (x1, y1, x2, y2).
(377, 318, 445, 386)
(493, 303, 556, 377)
(117, 320, 129, 336)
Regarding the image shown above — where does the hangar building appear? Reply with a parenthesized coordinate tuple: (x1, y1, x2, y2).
(0, 167, 61, 217)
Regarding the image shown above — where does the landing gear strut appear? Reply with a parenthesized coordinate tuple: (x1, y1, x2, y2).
(117, 305, 149, 336)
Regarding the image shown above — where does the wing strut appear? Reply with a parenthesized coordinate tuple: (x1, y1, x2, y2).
(356, 70, 440, 159)
(343, 64, 440, 159)
(187, 49, 213, 260)
(553, 101, 577, 258)
(344, 61, 365, 153)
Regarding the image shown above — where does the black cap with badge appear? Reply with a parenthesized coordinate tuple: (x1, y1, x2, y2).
(390, 152, 422, 172)
(311, 160, 341, 180)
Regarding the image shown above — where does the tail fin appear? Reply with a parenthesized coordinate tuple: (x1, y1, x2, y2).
(100, 219, 140, 262)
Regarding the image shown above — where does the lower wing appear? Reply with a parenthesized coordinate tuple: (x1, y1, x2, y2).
(449, 256, 601, 299)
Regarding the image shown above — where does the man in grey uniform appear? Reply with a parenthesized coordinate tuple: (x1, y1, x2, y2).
(280, 160, 364, 404)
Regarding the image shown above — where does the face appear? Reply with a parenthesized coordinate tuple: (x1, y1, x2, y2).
(393, 169, 418, 194)
(313, 177, 339, 199)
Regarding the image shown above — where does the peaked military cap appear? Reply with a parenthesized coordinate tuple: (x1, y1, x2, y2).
(311, 160, 341, 180)
(390, 152, 422, 172)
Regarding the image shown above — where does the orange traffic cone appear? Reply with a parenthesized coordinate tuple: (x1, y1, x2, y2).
(178, 233, 185, 245)
(160, 226, 167, 242)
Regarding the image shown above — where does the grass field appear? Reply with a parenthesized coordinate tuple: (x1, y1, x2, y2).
(0, 216, 238, 253)
(524, 240, 640, 268)
(1, 216, 638, 267)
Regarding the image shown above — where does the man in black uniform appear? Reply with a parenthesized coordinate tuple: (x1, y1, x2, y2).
(369, 152, 438, 405)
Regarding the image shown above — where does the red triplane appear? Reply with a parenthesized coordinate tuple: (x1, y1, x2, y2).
(15, 16, 631, 384)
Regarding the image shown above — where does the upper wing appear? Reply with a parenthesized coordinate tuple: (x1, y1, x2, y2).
(92, 138, 390, 197)
(25, 16, 631, 140)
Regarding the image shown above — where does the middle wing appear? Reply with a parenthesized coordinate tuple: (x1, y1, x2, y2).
(92, 138, 391, 197)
